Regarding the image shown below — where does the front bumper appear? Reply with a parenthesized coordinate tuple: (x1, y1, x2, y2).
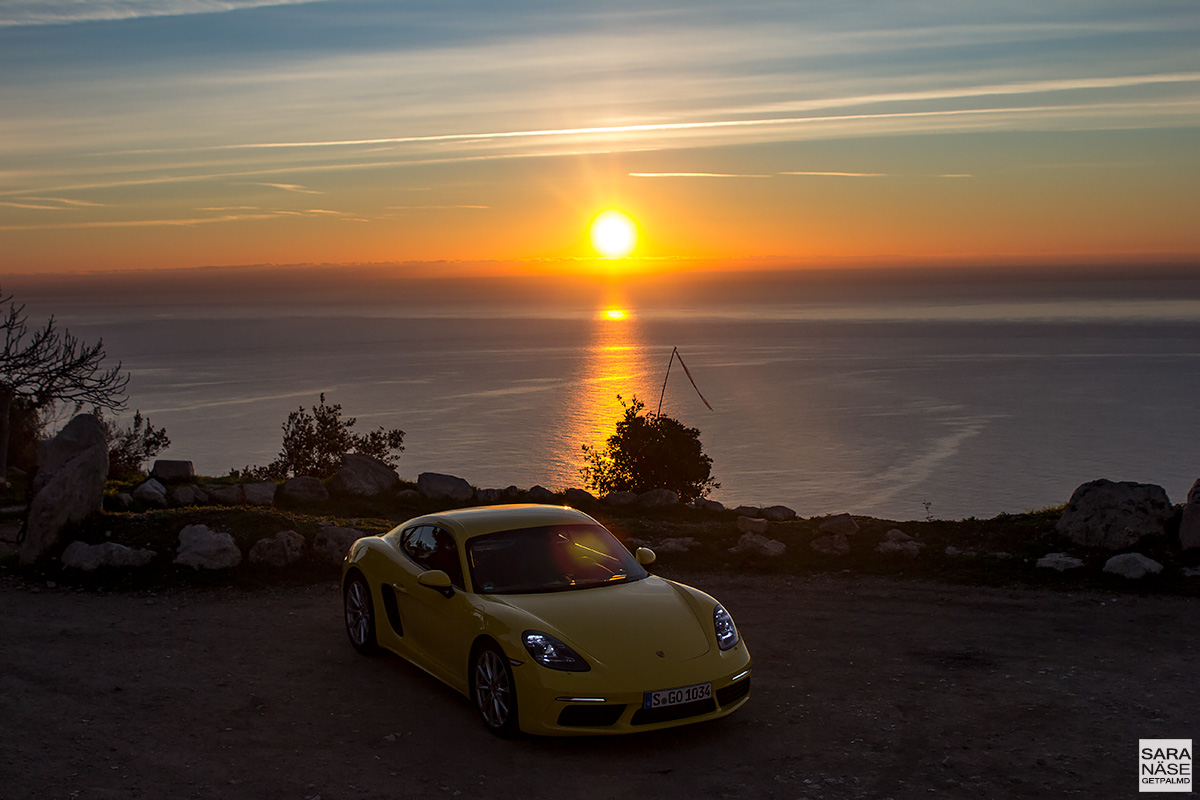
(512, 643, 752, 736)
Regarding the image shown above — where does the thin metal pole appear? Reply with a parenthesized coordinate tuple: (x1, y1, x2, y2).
(656, 347, 677, 415)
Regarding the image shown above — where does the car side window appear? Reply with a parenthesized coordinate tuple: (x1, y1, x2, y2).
(400, 525, 465, 588)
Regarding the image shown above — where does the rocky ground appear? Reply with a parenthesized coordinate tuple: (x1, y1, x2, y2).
(2, 567, 1196, 800)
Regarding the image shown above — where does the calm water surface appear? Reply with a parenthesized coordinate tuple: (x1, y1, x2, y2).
(32, 270, 1200, 520)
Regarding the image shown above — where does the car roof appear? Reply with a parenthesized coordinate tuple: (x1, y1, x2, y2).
(402, 504, 601, 543)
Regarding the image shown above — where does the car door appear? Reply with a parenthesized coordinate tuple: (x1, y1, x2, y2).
(394, 524, 478, 691)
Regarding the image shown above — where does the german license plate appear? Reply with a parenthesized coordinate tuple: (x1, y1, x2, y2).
(644, 681, 712, 709)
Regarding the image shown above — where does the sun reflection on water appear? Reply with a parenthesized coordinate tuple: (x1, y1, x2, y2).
(544, 306, 655, 490)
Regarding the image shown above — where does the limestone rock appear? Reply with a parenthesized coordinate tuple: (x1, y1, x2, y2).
(205, 484, 244, 506)
(417, 471, 473, 503)
(62, 541, 155, 571)
(563, 488, 596, 507)
(243, 481, 277, 507)
(31, 414, 107, 494)
(602, 491, 638, 506)
(732, 505, 761, 518)
(818, 513, 859, 536)
(150, 460, 195, 483)
(475, 488, 504, 504)
(527, 485, 556, 503)
(885, 529, 912, 543)
(116, 492, 134, 510)
(395, 488, 423, 504)
(313, 525, 365, 564)
(653, 537, 701, 554)
(170, 484, 207, 506)
(730, 532, 786, 557)
(174, 524, 242, 570)
(248, 530, 305, 567)
(876, 539, 924, 557)
(132, 478, 168, 507)
(332, 454, 400, 498)
(1037, 553, 1084, 571)
(736, 516, 770, 535)
(279, 476, 329, 504)
(1056, 479, 1173, 550)
(811, 532, 849, 556)
(811, 533, 851, 555)
(761, 504, 797, 522)
(1179, 479, 1200, 551)
(20, 414, 109, 565)
(639, 488, 679, 508)
(693, 498, 724, 513)
(1103, 552, 1163, 579)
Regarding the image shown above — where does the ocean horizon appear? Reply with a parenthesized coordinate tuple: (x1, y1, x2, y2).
(13, 263, 1200, 521)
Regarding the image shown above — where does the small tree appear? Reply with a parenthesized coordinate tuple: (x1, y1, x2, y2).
(102, 411, 171, 480)
(580, 395, 718, 503)
(1, 289, 128, 486)
(252, 393, 405, 480)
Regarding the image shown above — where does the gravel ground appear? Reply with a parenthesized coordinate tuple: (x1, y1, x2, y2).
(1, 569, 1196, 800)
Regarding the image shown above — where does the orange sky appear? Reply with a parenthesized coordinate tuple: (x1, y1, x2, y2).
(2, 2, 1199, 276)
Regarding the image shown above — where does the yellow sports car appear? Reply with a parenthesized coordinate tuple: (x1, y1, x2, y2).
(341, 504, 751, 736)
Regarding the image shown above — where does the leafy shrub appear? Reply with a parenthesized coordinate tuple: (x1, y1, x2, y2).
(103, 410, 171, 479)
(248, 394, 405, 480)
(580, 396, 717, 503)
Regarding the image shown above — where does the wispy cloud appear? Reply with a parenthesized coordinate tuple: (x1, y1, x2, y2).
(0, 213, 280, 231)
(629, 172, 771, 179)
(780, 171, 887, 178)
(252, 182, 321, 194)
(0, 196, 106, 209)
(742, 73, 1200, 117)
(387, 205, 491, 210)
(0, 0, 325, 28)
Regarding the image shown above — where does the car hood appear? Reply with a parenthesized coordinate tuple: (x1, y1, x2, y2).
(490, 576, 712, 667)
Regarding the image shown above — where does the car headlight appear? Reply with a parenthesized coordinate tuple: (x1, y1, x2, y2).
(522, 631, 591, 672)
(713, 605, 739, 651)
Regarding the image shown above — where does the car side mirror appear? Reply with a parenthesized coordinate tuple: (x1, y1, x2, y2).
(635, 547, 656, 566)
(418, 569, 454, 597)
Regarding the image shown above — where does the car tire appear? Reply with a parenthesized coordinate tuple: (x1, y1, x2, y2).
(344, 572, 379, 655)
(471, 642, 519, 736)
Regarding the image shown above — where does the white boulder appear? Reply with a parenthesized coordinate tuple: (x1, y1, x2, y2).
(248, 530, 305, 567)
(1037, 553, 1084, 571)
(174, 524, 242, 570)
(818, 513, 859, 536)
(242, 481, 277, 507)
(736, 516, 770, 535)
(333, 454, 400, 497)
(811, 533, 851, 555)
(21, 414, 109, 565)
(639, 489, 679, 508)
(62, 541, 155, 571)
(1103, 552, 1163, 579)
(1056, 479, 1173, 550)
(417, 471, 473, 503)
(313, 525, 365, 563)
(761, 504, 796, 521)
(602, 491, 638, 506)
(730, 532, 786, 557)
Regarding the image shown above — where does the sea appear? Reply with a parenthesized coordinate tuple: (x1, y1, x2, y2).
(15, 264, 1200, 521)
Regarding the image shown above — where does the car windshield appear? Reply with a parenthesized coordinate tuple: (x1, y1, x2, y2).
(467, 524, 648, 594)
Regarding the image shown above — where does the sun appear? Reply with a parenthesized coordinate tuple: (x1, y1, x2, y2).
(590, 209, 637, 258)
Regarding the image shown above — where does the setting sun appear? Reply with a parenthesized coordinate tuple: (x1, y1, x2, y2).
(590, 210, 638, 258)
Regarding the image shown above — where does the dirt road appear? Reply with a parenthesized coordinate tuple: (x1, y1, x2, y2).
(1, 570, 1196, 799)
